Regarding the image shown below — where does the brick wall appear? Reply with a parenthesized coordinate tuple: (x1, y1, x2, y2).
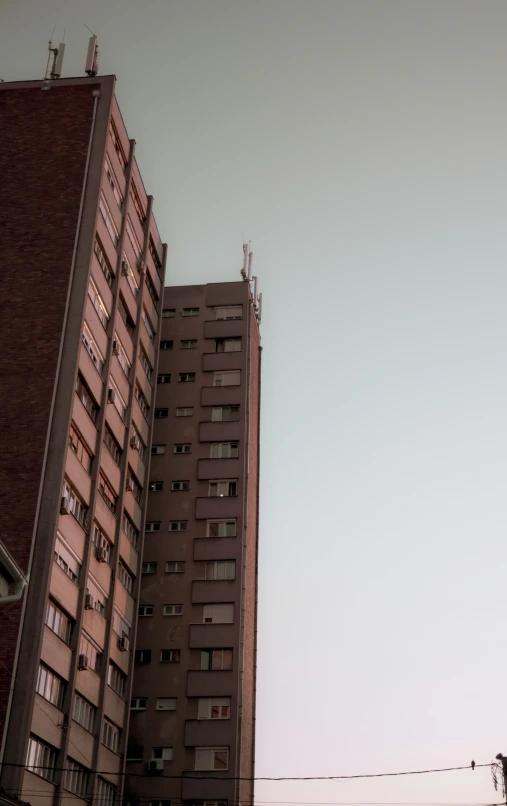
(0, 84, 96, 742)
(239, 310, 261, 804)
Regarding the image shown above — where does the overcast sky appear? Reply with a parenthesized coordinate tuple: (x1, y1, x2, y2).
(3, 1, 507, 804)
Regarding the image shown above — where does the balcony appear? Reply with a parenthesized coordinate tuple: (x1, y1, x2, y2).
(184, 718, 233, 747)
(197, 458, 240, 480)
(194, 537, 240, 562)
(189, 623, 237, 648)
(201, 386, 242, 407)
(203, 352, 246, 372)
(199, 421, 242, 443)
(195, 495, 242, 520)
(187, 670, 234, 697)
(192, 580, 238, 604)
(181, 774, 234, 802)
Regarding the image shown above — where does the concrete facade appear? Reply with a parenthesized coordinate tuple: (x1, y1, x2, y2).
(0, 76, 166, 806)
(126, 282, 261, 806)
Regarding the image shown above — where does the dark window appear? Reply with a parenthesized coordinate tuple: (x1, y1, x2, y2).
(173, 444, 191, 454)
(157, 374, 171, 384)
(135, 650, 152, 664)
(154, 408, 169, 419)
(171, 480, 189, 491)
(149, 481, 163, 492)
(178, 372, 195, 383)
(75, 375, 98, 422)
(127, 745, 144, 761)
(68, 424, 92, 473)
(103, 427, 122, 466)
(160, 649, 180, 663)
(200, 648, 233, 670)
(118, 295, 135, 338)
(162, 309, 175, 319)
(160, 340, 173, 350)
(182, 307, 199, 317)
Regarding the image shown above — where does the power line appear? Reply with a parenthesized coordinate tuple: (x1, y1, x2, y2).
(1, 761, 490, 781)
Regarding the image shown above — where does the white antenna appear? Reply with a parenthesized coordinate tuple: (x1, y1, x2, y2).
(85, 34, 99, 76)
(248, 249, 253, 281)
(252, 276, 258, 308)
(241, 243, 248, 280)
(51, 44, 65, 78)
(257, 293, 262, 322)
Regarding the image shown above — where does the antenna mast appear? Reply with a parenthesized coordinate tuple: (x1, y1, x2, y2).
(85, 34, 99, 77)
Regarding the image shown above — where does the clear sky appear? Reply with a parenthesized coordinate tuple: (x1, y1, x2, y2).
(2, 1, 507, 804)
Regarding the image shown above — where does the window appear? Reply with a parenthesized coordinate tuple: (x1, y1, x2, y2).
(205, 561, 235, 581)
(149, 238, 163, 271)
(171, 480, 189, 491)
(126, 745, 144, 762)
(146, 271, 160, 308)
(26, 735, 56, 781)
(63, 758, 90, 797)
(96, 777, 116, 806)
(203, 604, 234, 624)
(130, 181, 146, 223)
(200, 649, 233, 671)
(216, 306, 242, 320)
(206, 520, 237, 537)
(173, 443, 191, 454)
(142, 307, 156, 342)
(73, 693, 96, 732)
(88, 277, 110, 328)
(98, 473, 117, 513)
(194, 748, 229, 771)
(80, 633, 102, 672)
(208, 480, 238, 497)
(215, 337, 241, 353)
(210, 442, 239, 459)
(156, 698, 176, 711)
(152, 747, 173, 761)
(134, 383, 149, 418)
(82, 322, 104, 373)
(131, 424, 146, 460)
(149, 481, 163, 492)
(102, 719, 121, 753)
(163, 604, 183, 616)
(176, 407, 194, 417)
(118, 295, 135, 338)
(169, 521, 187, 532)
(211, 406, 240, 422)
(213, 371, 240, 387)
(87, 575, 108, 616)
(54, 535, 81, 583)
(178, 372, 195, 383)
(109, 379, 127, 420)
(99, 193, 119, 246)
(197, 698, 230, 720)
(122, 254, 139, 299)
(157, 374, 171, 384)
(126, 216, 142, 258)
(139, 605, 154, 617)
(142, 562, 157, 574)
(107, 662, 126, 697)
(76, 374, 98, 422)
(182, 307, 199, 317)
(103, 427, 122, 466)
(109, 119, 128, 168)
(131, 697, 147, 711)
(62, 480, 87, 526)
(112, 608, 131, 639)
(135, 649, 152, 664)
(160, 340, 173, 350)
(181, 339, 197, 349)
(151, 445, 166, 456)
(118, 562, 134, 594)
(145, 522, 161, 533)
(139, 345, 153, 380)
(126, 468, 142, 503)
(123, 513, 139, 548)
(166, 561, 185, 573)
(36, 663, 65, 708)
(113, 332, 131, 377)
(92, 524, 112, 563)
(94, 236, 114, 287)
(160, 649, 180, 663)
(104, 156, 123, 207)
(162, 309, 176, 318)
(154, 408, 168, 419)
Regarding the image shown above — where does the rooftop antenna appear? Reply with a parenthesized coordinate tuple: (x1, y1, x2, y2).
(247, 247, 253, 281)
(241, 243, 249, 280)
(252, 276, 258, 309)
(257, 292, 262, 323)
(43, 27, 56, 80)
(85, 28, 99, 77)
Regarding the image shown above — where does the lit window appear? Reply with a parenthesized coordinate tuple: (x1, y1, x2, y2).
(197, 697, 230, 720)
(205, 561, 235, 581)
(200, 648, 233, 670)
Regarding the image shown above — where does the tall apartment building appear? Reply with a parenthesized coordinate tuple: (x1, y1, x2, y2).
(125, 281, 261, 806)
(0, 74, 166, 806)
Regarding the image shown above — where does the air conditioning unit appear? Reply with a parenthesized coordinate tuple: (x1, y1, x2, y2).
(107, 388, 116, 404)
(148, 760, 164, 772)
(121, 260, 128, 276)
(96, 546, 107, 563)
(77, 654, 89, 671)
(112, 339, 119, 355)
(130, 435, 139, 450)
(84, 593, 95, 610)
(60, 496, 70, 515)
(126, 478, 133, 492)
(137, 259, 145, 272)
(119, 635, 130, 652)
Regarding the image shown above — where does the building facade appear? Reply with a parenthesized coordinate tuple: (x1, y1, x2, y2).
(125, 282, 261, 806)
(0, 75, 166, 806)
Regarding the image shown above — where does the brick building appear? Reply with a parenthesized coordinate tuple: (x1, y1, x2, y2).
(0, 74, 166, 805)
